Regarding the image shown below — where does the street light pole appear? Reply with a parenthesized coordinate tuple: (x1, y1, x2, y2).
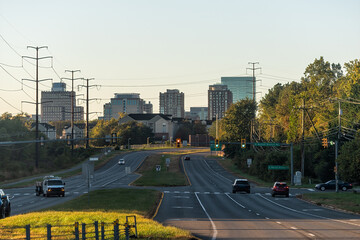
(128, 138, 131, 149)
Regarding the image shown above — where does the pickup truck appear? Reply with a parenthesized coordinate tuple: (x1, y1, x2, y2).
(36, 176, 65, 197)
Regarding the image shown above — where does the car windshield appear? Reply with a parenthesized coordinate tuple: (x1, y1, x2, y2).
(236, 181, 248, 185)
(326, 180, 335, 184)
(48, 180, 63, 185)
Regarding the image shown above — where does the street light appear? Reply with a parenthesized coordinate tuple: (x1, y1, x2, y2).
(128, 138, 131, 149)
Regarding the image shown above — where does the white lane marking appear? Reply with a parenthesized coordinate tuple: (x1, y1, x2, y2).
(24, 193, 30, 196)
(214, 192, 220, 194)
(174, 191, 180, 193)
(167, 218, 197, 221)
(83, 192, 88, 194)
(202, 160, 232, 183)
(225, 193, 245, 208)
(265, 193, 271, 196)
(14, 193, 20, 196)
(195, 192, 218, 240)
(172, 206, 193, 209)
(256, 213, 260, 216)
(257, 194, 360, 227)
(30, 201, 34, 204)
(173, 196, 190, 199)
(291, 227, 297, 230)
(248, 210, 252, 212)
(308, 233, 315, 237)
(276, 221, 282, 224)
(204, 192, 210, 194)
(265, 217, 270, 219)
(74, 192, 79, 194)
(184, 191, 190, 194)
(164, 191, 170, 193)
(308, 189, 315, 192)
(18, 205, 23, 207)
(302, 209, 323, 212)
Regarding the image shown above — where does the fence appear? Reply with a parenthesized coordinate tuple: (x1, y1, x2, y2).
(0, 216, 137, 240)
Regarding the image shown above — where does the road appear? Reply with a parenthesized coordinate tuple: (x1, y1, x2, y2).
(4, 150, 360, 239)
(154, 153, 360, 239)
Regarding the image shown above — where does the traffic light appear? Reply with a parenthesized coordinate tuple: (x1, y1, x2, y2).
(322, 138, 328, 148)
(176, 138, 181, 148)
(215, 139, 219, 148)
(241, 138, 246, 148)
(334, 166, 337, 173)
(111, 133, 117, 144)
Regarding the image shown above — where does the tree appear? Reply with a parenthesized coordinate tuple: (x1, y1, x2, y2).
(221, 98, 257, 142)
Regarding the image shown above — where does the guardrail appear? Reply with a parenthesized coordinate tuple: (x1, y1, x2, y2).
(0, 216, 137, 240)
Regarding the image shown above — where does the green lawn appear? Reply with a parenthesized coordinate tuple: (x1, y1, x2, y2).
(0, 188, 193, 239)
(301, 192, 360, 214)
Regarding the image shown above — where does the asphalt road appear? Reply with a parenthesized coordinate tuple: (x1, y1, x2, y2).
(4, 150, 360, 239)
(154, 153, 360, 240)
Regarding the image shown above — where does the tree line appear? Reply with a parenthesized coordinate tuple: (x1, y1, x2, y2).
(210, 57, 360, 183)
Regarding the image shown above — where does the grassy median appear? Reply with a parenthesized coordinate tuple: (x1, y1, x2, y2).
(301, 192, 360, 214)
(133, 153, 189, 186)
(0, 188, 193, 239)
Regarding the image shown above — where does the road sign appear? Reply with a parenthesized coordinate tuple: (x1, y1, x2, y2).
(156, 165, 161, 172)
(166, 158, 170, 167)
(255, 142, 281, 147)
(268, 165, 289, 170)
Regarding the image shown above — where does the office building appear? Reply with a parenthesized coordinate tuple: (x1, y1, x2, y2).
(143, 101, 153, 114)
(190, 107, 208, 120)
(159, 89, 185, 118)
(102, 93, 149, 120)
(208, 84, 233, 120)
(41, 82, 84, 123)
(221, 76, 254, 102)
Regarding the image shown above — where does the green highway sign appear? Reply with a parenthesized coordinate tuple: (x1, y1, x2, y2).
(268, 165, 289, 170)
(254, 142, 281, 147)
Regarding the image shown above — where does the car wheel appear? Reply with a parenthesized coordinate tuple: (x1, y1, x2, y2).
(342, 186, 347, 191)
(5, 207, 11, 217)
(0, 208, 5, 219)
(232, 190, 236, 194)
(271, 193, 275, 197)
(62, 193, 65, 197)
(286, 193, 289, 198)
(320, 186, 325, 191)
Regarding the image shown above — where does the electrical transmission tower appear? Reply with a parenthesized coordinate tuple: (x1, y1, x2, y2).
(247, 62, 261, 102)
(78, 78, 100, 149)
(62, 70, 82, 153)
(22, 46, 52, 168)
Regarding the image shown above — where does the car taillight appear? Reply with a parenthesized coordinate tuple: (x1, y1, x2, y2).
(350, 184, 352, 186)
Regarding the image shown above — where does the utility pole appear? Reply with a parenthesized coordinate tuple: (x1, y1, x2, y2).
(301, 98, 305, 177)
(63, 70, 82, 153)
(247, 62, 261, 102)
(78, 78, 100, 149)
(336, 101, 342, 193)
(22, 46, 52, 168)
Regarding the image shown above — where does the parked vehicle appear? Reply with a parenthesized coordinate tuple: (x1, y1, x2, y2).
(118, 159, 125, 165)
(271, 182, 289, 197)
(36, 176, 65, 197)
(315, 180, 353, 191)
(232, 179, 250, 193)
(0, 189, 11, 219)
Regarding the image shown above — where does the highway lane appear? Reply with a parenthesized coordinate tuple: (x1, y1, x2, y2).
(6, 150, 152, 215)
(154, 153, 360, 239)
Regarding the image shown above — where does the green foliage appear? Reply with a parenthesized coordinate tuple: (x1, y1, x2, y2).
(337, 132, 360, 182)
(221, 98, 256, 142)
(174, 120, 207, 141)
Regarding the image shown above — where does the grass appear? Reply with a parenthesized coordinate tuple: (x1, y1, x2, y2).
(301, 192, 360, 214)
(133, 153, 189, 186)
(0, 188, 193, 239)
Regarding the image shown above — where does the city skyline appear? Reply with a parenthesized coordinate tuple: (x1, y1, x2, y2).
(1, 1, 359, 118)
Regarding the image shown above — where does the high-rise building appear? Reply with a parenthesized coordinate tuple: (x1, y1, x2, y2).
(190, 107, 208, 120)
(159, 89, 185, 118)
(143, 101, 153, 114)
(221, 76, 254, 102)
(208, 84, 233, 120)
(102, 93, 149, 120)
(41, 82, 84, 123)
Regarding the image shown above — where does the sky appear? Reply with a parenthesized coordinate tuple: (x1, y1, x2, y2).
(1, 0, 359, 119)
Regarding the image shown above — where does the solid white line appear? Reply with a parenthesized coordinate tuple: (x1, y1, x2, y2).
(276, 221, 282, 224)
(195, 192, 218, 240)
(291, 227, 297, 230)
(225, 193, 246, 208)
(257, 194, 360, 227)
(308, 233, 315, 237)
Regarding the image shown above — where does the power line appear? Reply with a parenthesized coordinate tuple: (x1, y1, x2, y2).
(0, 96, 22, 112)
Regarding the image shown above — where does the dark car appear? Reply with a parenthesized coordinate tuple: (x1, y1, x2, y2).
(315, 180, 353, 191)
(0, 189, 11, 219)
(232, 179, 250, 193)
(271, 182, 289, 197)
(184, 156, 190, 160)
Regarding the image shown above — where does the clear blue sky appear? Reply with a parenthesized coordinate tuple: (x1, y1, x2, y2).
(1, 0, 359, 118)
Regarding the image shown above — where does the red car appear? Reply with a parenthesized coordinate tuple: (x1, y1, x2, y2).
(271, 182, 289, 197)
